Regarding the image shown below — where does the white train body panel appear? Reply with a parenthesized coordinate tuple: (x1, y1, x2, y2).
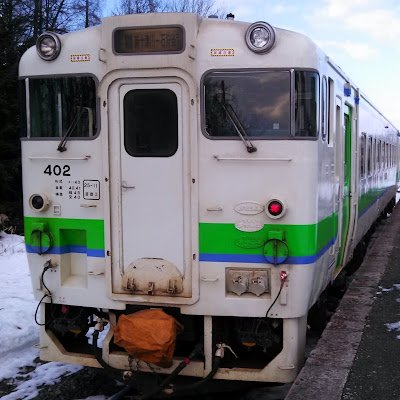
(19, 13, 398, 383)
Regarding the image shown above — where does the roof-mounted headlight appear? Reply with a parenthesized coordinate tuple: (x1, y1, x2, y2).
(36, 32, 61, 61)
(245, 21, 276, 54)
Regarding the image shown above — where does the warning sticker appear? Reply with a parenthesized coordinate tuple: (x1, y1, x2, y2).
(210, 48, 235, 57)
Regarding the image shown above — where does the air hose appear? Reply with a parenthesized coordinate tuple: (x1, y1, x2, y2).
(137, 343, 203, 400)
(163, 356, 222, 398)
(110, 343, 203, 400)
(92, 328, 123, 381)
(159, 343, 232, 398)
(94, 322, 230, 400)
(137, 343, 232, 399)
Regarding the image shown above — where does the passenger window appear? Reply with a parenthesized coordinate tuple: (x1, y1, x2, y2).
(377, 140, 381, 171)
(124, 89, 178, 157)
(382, 142, 386, 169)
(367, 137, 373, 176)
(321, 76, 327, 141)
(328, 78, 334, 145)
(295, 71, 319, 137)
(386, 143, 389, 168)
(360, 133, 366, 178)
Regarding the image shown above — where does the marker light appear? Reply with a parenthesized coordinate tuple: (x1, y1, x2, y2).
(344, 82, 351, 97)
(36, 32, 61, 61)
(266, 199, 285, 219)
(245, 22, 276, 54)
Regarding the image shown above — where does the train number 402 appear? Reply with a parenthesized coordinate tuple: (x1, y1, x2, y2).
(44, 164, 71, 176)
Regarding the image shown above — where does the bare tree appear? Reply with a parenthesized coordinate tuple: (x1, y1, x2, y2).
(20, 0, 102, 40)
(112, 0, 226, 17)
(0, 0, 33, 231)
(71, 0, 103, 29)
(113, 0, 161, 15)
(163, 0, 225, 17)
(0, 0, 103, 233)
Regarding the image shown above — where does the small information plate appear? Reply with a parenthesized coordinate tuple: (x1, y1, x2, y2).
(83, 180, 100, 200)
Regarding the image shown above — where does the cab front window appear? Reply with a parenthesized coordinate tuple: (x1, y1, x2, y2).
(28, 76, 97, 138)
(204, 70, 291, 138)
(203, 69, 319, 139)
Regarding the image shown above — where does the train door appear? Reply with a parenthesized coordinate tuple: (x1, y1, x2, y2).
(108, 79, 195, 301)
(337, 104, 352, 268)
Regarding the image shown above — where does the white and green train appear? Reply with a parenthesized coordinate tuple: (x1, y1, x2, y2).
(20, 13, 398, 387)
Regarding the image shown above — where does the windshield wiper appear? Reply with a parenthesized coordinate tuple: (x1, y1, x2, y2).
(57, 107, 84, 152)
(217, 81, 257, 153)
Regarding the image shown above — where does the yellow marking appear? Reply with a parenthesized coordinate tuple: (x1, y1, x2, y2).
(70, 54, 91, 62)
(211, 48, 235, 57)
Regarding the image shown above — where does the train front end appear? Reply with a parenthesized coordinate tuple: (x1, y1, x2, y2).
(19, 13, 335, 385)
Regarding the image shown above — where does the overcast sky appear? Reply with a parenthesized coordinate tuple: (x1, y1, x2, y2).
(215, 0, 400, 127)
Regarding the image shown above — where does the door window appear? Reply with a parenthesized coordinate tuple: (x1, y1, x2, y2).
(124, 89, 178, 157)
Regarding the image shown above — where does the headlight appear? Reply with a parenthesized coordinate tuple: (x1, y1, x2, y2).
(36, 32, 61, 61)
(29, 194, 50, 212)
(245, 22, 276, 54)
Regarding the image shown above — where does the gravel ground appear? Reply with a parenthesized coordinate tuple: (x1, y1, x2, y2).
(0, 361, 292, 400)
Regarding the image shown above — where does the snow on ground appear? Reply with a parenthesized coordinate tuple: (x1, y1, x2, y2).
(382, 284, 400, 340)
(0, 232, 39, 381)
(0, 232, 91, 400)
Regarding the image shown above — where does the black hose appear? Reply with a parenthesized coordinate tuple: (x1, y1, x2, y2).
(93, 328, 222, 399)
(110, 380, 138, 400)
(34, 262, 53, 326)
(266, 281, 285, 317)
(110, 362, 187, 400)
(92, 329, 123, 381)
(165, 356, 222, 397)
(139, 355, 222, 399)
(136, 361, 191, 400)
(111, 343, 203, 400)
(137, 343, 203, 400)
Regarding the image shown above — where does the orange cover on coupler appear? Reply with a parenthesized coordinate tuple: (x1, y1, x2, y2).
(114, 309, 183, 368)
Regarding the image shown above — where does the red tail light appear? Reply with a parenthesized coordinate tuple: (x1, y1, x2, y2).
(266, 199, 285, 218)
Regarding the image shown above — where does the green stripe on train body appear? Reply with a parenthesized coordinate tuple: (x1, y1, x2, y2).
(24, 216, 105, 250)
(358, 185, 396, 217)
(199, 213, 338, 258)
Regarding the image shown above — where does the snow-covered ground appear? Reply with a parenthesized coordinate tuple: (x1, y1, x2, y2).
(0, 232, 106, 400)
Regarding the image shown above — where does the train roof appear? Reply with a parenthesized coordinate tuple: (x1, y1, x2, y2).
(19, 12, 325, 78)
(19, 12, 397, 130)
